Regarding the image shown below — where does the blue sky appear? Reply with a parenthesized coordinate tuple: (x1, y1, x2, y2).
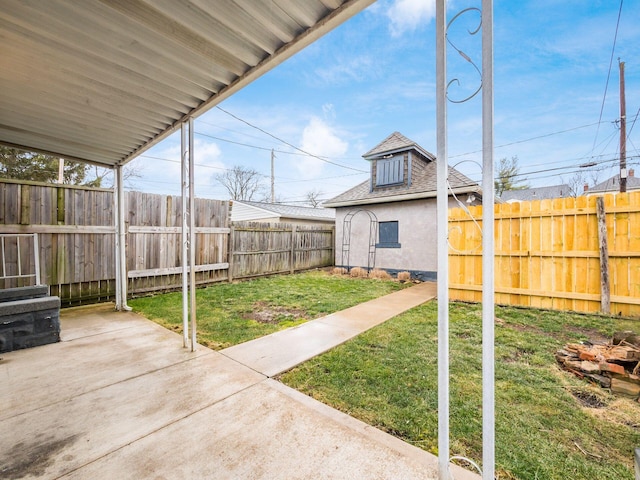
(125, 0, 640, 204)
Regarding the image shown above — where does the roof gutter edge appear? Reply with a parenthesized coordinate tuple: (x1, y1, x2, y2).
(121, 0, 376, 166)
(324, 186, 482, 208)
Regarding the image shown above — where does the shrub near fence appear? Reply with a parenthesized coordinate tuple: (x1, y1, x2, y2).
(448, 192, 640, 317)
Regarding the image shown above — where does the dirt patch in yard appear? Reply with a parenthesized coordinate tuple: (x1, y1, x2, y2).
(570, 388, 609, 408)
(498, 318, 610, 344)
(244, 301, 308, 324)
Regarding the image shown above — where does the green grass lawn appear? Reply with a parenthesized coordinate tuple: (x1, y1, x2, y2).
(128, 270, 409, 349)
(280, 301, 640, 480)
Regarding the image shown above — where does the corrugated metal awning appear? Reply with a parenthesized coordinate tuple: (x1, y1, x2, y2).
(0, 0, 373, 167)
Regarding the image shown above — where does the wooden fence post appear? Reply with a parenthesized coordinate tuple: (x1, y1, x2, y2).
(228, 225, 235, 283)
(290, 224, 297, 274)
(596, 196, 610, 314)
(20, 184, 30, 225)
(56, 187, 65, 225)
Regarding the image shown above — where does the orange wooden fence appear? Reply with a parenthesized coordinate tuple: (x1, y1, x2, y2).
(448, 192, 640, 317)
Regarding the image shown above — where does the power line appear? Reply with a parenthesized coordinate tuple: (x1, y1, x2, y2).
(215, 105, 367, 173)
(136, 153, 366, 189)
(590, 0, 624, 155)
(277, 171, 367, 184)
(197, 119, 367, 162)
(452, 119, 634, 179)
(137, 154, 226, 171)
(628, 106, 640, 138)
(197, 118, 280, 144)
(194, 130, 348, 159)
(461, 153, 639, 186)
(449, 120, 609, 159)
(194, 131, 277, 153)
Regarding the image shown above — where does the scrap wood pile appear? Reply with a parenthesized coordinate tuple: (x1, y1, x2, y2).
(556, 331, 640, 400)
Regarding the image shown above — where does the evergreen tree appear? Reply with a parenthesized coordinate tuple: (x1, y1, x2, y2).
(0, 146, 87, 184)
(495, 156, 528, 196)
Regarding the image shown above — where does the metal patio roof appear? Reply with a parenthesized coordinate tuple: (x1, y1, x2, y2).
(0, 0, 373, 167)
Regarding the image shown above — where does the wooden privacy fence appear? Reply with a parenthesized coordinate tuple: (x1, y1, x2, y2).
(229, 222, 335, 280)
(0, 179, 335, 305)
(0, 180, 116, 302)
(448, 192, 640, 317)
(125, 191, 230, 294)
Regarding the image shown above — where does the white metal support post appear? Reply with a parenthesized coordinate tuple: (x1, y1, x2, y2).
(180, 118, 197, 351)
(481, 1, 495, 478)
(114, 164, 130, 311)
(33, 233, 40, 286)
(181, 122, 189, 348)
(436, 1, 495, 478)
(114, 165, 121, 310)
(435, 1, 450, 478)
(188, 117, 197, 352)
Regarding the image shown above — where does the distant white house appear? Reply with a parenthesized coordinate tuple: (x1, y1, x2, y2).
(230, 200, 335, 226)
(500, 184, 571, 203)
(584, 169, 640, 195)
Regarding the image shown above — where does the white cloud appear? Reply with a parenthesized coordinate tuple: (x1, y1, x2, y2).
(322, 103, 337, 120)
(295, 117, 349, 178)
(387, 0, 436, 37)
(312, 55, 376, 86)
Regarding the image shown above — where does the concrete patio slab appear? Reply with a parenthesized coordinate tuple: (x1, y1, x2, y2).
(221, 281, 437, 377)
(1, 351, 264, 479)
(1, 314, 209, 421)
(0, 283, 479, 480)
(58, 379, 476, 480)
(58, 302, 149, 341)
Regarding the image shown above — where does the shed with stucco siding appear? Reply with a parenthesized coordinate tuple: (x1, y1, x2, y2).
(324, 132, 481, 280)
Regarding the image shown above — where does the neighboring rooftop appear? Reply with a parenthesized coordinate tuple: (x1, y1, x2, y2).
(587, 169, 640, 194)
(500, 184, 571, 202)
(232, 200, 335, 222)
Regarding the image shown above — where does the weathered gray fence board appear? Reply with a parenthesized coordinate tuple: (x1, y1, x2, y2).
(230, 222, 334, 279)
(1, 180, 334, 304)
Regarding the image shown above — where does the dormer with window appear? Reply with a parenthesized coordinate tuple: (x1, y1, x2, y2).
(365, 132, 434, 193)
(374, 153, 406, 187)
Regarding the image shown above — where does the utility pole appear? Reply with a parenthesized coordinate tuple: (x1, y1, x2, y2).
(270, 148, 275, 203)
(619, 59, 627, 193)
(58, 158, 64, 184)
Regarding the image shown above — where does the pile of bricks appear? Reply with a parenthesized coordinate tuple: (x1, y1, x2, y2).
(556, 332, 640, 400)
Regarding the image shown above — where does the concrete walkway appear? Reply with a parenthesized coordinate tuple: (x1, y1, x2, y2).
(221, 281, 437, 377)
(0, 283, 479, 480)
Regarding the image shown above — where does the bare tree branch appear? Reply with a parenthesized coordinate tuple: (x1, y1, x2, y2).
(215, 165, 266, 201)
(85, 163, 144, 189)
(305, 188, 324, 208)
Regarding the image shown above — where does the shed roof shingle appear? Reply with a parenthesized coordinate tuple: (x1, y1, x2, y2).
(325, 131, 479, 207)
(324, 162, 478, 207)
(234, 200, 335, 220)
(363, 131, 434, 160)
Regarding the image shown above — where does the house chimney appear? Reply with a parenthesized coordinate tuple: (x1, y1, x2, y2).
(629, 168, 634, 177)
(583, 183, 589, 192)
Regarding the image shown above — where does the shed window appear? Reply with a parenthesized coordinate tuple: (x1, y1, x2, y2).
(376, 155, 404, 186)
(377, 221, 400, 248)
